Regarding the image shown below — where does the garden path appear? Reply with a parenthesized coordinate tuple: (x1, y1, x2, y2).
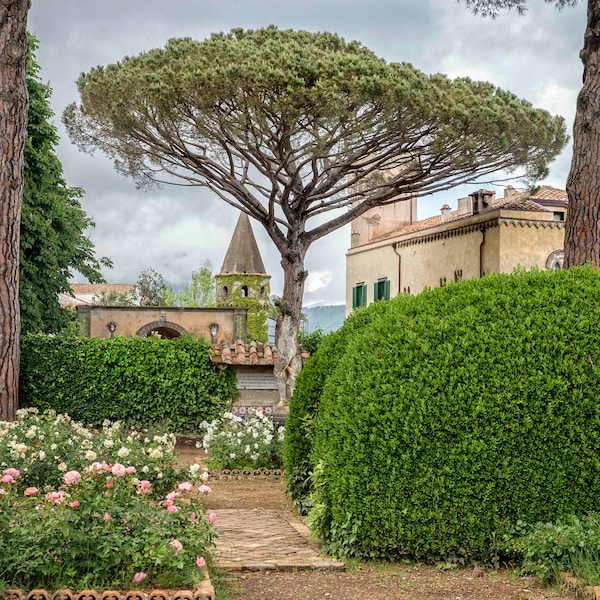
(175, 436, 344, 572)
(213, 507, 344, 571)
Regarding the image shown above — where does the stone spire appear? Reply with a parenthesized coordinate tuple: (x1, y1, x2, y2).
(220, 213, 267, 275)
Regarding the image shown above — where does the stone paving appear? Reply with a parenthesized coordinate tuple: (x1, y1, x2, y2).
(213, 508, 345, 571)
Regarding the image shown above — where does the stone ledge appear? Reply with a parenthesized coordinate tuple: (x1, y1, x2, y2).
(207, 468, 283, 480)
(4, 569, 215, 600)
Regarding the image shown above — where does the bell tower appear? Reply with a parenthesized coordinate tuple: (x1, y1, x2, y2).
(215, 213, 270, 342)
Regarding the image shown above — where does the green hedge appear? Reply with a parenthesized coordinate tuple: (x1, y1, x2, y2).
(285, 301, 395, 513)
(306, 267, 600, 562)
(19, 334, 238, 431)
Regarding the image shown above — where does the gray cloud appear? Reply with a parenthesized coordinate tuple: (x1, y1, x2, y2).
(27, 0, 586, 305)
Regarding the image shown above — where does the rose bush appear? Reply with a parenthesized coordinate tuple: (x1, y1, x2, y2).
(199, 409, 284, 470)
(0, 409, 215, 591)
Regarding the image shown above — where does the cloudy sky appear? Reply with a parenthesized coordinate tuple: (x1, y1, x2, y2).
(27, 0, 585, 306)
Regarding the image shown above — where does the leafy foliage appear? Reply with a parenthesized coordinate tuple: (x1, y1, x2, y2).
(21, 35, 110, 334)
(296, 267, 600, 562)
(94, 289, 136, 306)
(19, 334, 238, 432)
(137, 267, 167, 306)
(165, 267, 216, 307)
(508, 515, 600, 585)
(297, 327, 325, 355)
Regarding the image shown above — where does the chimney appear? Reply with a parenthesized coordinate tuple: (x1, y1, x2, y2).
(440, 204, 452, 222)
(470, 189, 496, 214)
(504, 185, 516, 198)
(457, 196, 472, 216)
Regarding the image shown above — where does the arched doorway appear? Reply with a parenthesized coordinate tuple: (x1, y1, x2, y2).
(136, 320, 186, 339)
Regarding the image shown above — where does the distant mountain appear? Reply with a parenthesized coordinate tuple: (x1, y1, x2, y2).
(302, 304, 345, 334)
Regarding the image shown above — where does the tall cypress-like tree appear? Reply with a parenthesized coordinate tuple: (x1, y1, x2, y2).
(21, 35, 111, 335)
(0, 0, 29, 421)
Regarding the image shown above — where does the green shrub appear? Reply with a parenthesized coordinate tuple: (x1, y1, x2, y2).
(285, 301, 395, 513)
(509, 515, 600, 584)
(19, 334, 238, 431)
(309, 267, 600, 562)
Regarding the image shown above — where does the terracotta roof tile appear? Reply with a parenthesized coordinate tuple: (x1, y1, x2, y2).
(367, 186, 564, 243)
(70, 283, 136, 295)
(210, 341, 309, 367)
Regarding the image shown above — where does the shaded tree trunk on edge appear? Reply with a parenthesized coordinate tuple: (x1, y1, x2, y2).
(0, 0, 29, 421)
(565, 0, 600, 267)
(274, 252, 307, 406)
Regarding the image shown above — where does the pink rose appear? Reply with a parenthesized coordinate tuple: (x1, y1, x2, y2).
(106, 481, 114, 489)
(166, 491, 181, 502)
(1, 474, 14, 484)
(63, 470, 81, 485)
(103, 513, 111, 521)
(196, 556, 206, 568)
(133, 572, 146, 583)
(125, 466, 137, 474)
(178, 482, 193, 491)
(111, 463, 126, 477)
(170, 539, 183, 554)
(3, 468, 21, 478)
(209, 512, 217, 524)
(24, 487, 39, 496)
(167, 505, 179, 513)
(46, 491, 69, 503)
(198, 485, 212, 495)
(70, 500, 80, 508)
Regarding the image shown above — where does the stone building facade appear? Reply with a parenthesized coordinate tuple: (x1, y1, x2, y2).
(346, 186, 567, 315)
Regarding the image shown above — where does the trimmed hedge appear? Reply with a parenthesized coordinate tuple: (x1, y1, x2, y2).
(19, 334, 238, 431)
(285, 300, 396, 513)
(306, 267, 600, 562)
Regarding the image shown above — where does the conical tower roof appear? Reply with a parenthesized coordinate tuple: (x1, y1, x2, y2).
(219, 213, 267, 275)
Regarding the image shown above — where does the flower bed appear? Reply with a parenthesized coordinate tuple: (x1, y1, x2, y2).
(0, 409, 216, 594)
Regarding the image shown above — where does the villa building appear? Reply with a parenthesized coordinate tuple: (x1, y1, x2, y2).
(346, 186, 567, 315)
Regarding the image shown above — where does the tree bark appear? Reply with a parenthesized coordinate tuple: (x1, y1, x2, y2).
(0, 0, 29, 421)
(273, 252, 307, 406)
(565, 0, 600, 267)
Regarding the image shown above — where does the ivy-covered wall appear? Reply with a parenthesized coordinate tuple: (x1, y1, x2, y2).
(215, 273, 270, 342)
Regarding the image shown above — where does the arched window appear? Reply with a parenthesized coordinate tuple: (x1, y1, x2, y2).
(260, 286, 266, 301)
(241, 285, 249, 298)
(222, 285, 229, 297)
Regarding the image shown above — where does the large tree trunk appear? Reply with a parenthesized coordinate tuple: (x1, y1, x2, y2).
(273, 252, 307, 407)
(565, 0, 600, 267)
(0, 0, 29, 421)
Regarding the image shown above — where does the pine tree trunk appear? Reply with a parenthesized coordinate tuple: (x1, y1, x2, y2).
(565, 0, 600, 267)
(0, 0, 29, 421)
(273, 252, 307, 406)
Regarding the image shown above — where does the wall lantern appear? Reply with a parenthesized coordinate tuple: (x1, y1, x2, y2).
(106, 321, 117, 337)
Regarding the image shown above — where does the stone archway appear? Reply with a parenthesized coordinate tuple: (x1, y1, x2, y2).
(545, 249, 565, 270)
(136, 320, 186, 339)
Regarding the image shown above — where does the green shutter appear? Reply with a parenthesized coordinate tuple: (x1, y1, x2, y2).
(373, 282, 379, 302)
(361, 284, 366, 306)
(384, 279, 390, 300)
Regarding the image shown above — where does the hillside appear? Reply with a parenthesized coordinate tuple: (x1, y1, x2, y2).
(302, 305, 345, 334)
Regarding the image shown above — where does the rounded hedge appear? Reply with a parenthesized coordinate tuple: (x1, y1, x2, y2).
(285, 299, 397, 513)
(308, 267, 600, 562)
